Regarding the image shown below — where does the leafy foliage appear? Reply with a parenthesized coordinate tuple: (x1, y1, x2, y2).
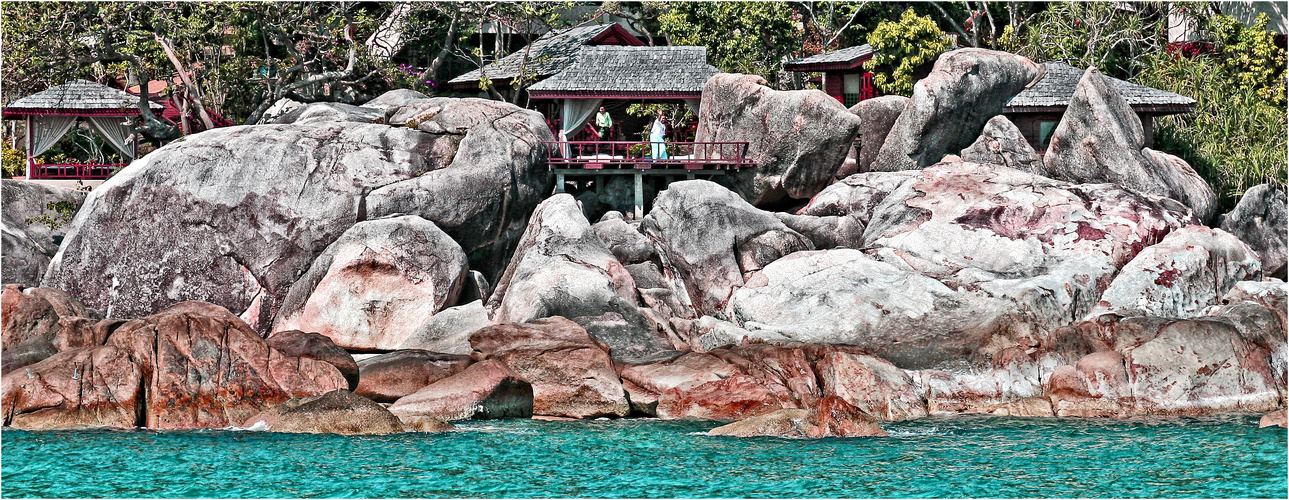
(2, 140, 25, 177)
(862, 9, 952, 96)
(1015, 2, 1166, 80)
(24, 201, 78, 232)
(657, 2, 801, 87)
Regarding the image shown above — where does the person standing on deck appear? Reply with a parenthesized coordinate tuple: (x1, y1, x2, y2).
(650, 110, 668, 160)
(595, 106, 613, 141)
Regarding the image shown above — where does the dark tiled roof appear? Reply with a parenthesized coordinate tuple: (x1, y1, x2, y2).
(448, 24, 616, 85)
(6, 79, 163, 111)
(784, 44, 874, 66)
(1005, 61, 1196, 110)
(527, 46, 719, 93)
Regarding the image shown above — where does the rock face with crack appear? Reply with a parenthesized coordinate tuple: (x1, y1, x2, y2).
(872, 49, 1045, 171)
(695, 73, 862, 205)
(2, 180, 87, 287)
(1042, 67, 1216, 222)
(273, 215, 468, 351)
(43, 93, 550, 333)
(959, 115, 1046, 176)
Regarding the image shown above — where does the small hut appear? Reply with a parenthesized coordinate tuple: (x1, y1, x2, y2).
(783, 44, 879, 107)
(2, 79, 162, 180)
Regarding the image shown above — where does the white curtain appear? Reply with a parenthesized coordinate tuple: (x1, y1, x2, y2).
(87, 116, 136, 160)
(558, 98, 602, 157)
(684, 98, 702, 115)
(29, 115, 78, 157)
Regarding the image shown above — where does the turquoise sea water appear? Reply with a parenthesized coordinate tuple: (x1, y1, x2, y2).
(2, 415, 1285, 498)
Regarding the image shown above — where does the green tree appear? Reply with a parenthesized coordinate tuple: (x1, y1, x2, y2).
(862, 9, 952, 96)
(658, 2, 802, 87)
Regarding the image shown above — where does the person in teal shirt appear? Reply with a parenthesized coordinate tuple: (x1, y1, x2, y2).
(595, 106, 612, 141)
(650, 110, 668, 160)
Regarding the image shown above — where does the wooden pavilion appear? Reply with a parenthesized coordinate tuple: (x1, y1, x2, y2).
(783, 44, 879, 107)
(2, 79, 163, 180)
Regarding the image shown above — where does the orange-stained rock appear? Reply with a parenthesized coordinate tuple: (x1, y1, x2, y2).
(242, 390, 406, 435)
(1, 285, 104, 374)
(470, 317, 627, 418)
(816, 351, 926, 421)
(267, 329, 360, 391)
(655, 375, 789, 420)
(707, 396, 887, 438)
(1259, 409, 1287, 428)
(2, 345, 142, 429)
(355, 350, 472, 403)
(106, 301, 347, 429)
(389, 359, 533, 421)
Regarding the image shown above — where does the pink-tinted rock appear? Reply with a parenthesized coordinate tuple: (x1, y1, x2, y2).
(388, 359, 533, 421)
(273, 215, 468, 351)
(959, 115, 1046, 176)
(1043, 67, 1216, 222)
(695, 73, 862, 205)
(707, 396, 887, 438)
(242, 390, 406, 435)
(470, 317, 628, 418)
(712, 344, 821, 408)
(2, 285, 107, 374)
(618, 352, 742, 395)
(1221, 184, 1287, 279)
(641, 181, 811, 316)
(355, 350, 472, 403)
(1093, 226, 1261, 319)
(817, 351, 926, 421)
(107, 301, 348, 429)
(1259, 409, 1287, 428)
(655, 375, 789, 420)
(1, 345, 143, 429)
(873, 49, 1044, 171)
(266, 329, 360, 391)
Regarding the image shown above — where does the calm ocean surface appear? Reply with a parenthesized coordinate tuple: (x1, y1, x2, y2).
(2, 415, 1285, 498)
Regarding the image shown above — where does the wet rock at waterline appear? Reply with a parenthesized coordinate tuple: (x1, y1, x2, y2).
(389, 359, 534, 421)
(707, 397, 887, 438)
(695, 73, 862, 205)
(354, 350, 473, 403)
(242, 390, 409, 435)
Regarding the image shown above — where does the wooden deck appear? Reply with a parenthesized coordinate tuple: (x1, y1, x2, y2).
(543, 140, 755, 218)
(27, 163, 121, 180)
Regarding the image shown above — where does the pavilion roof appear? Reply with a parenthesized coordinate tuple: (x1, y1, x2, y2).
(446, 23, 644, 89)
(4, 79, 163, 115)
(783, 44, 874, 71)
(527, 46, 719, 98)
(1005, 61, 1195, 114)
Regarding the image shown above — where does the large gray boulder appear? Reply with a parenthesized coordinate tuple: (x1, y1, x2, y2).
(43, 96, 549, 331)
(959, 115, 1046, 176)
(2, 180, 86, 286)
(1042, 67, 1217, 222)
(641, 180, 812, 317)
(271, 102, 386, 125)
(273, 215, 467, 351)
(694, 73, 862, 206)
(799, 170, 920, 225)
(1093, 226, 1261, 319)
(487, 194, 671, 362)
(1220, 184, 1287, 279)
(871, 49, 1044, 171)
(848, 96, 909, 175)
(365, 97, 554, 280)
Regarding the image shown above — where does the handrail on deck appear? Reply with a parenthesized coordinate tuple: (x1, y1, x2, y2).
(542, 140, 754, 169)
(28, 163, 122, 180)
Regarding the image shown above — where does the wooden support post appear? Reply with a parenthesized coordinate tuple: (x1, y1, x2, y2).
(555, 172, 565, 193)
(25, 116, 33, 177)
(633, 172, 644, 219)
(596, 174, 603, 194)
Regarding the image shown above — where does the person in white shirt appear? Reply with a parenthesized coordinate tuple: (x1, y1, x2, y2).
(649, 110, 668, 160)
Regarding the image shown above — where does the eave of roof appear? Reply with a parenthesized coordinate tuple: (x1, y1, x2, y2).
(784, 44, 874, 71)
(527, 46, 719, 95)
(1004, 61, 1196, 112)
(445, 23, 644, 88)
(4, 79, 163, 113)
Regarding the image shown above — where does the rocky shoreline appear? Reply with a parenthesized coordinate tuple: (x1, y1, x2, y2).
(3, 49, 1286, 438)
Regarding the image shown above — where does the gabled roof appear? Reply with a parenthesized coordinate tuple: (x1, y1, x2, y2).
(4, 79, 163, 116)
(1005, 61, 1196, 114)
(446, 23, 644, 89)
(527, 46, 719, 98)
(784, 44, 874, 71)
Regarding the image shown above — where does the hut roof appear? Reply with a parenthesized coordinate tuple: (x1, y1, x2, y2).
(447, 23, 644, 88)
(783, 44, 874, 71)
(1005, 61, 1196, 114)
(527, 46, 719, 98)
(5, 79, 163, 115)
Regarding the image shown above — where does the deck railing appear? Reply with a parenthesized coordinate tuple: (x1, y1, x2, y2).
(27, 163, 122, 180)
(543, 141, 754, 170)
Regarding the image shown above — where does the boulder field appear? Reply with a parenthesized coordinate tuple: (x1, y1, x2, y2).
(4, 49, 1286, 437)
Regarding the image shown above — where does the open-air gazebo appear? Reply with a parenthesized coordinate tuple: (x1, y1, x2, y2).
(2, 79, 162, 180)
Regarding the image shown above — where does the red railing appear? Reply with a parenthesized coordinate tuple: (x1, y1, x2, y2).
(543, 141, 754, 170)
(28, 163, 122, 180)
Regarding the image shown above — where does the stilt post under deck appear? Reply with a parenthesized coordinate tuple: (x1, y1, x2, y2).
(633, 172, 644, 219)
